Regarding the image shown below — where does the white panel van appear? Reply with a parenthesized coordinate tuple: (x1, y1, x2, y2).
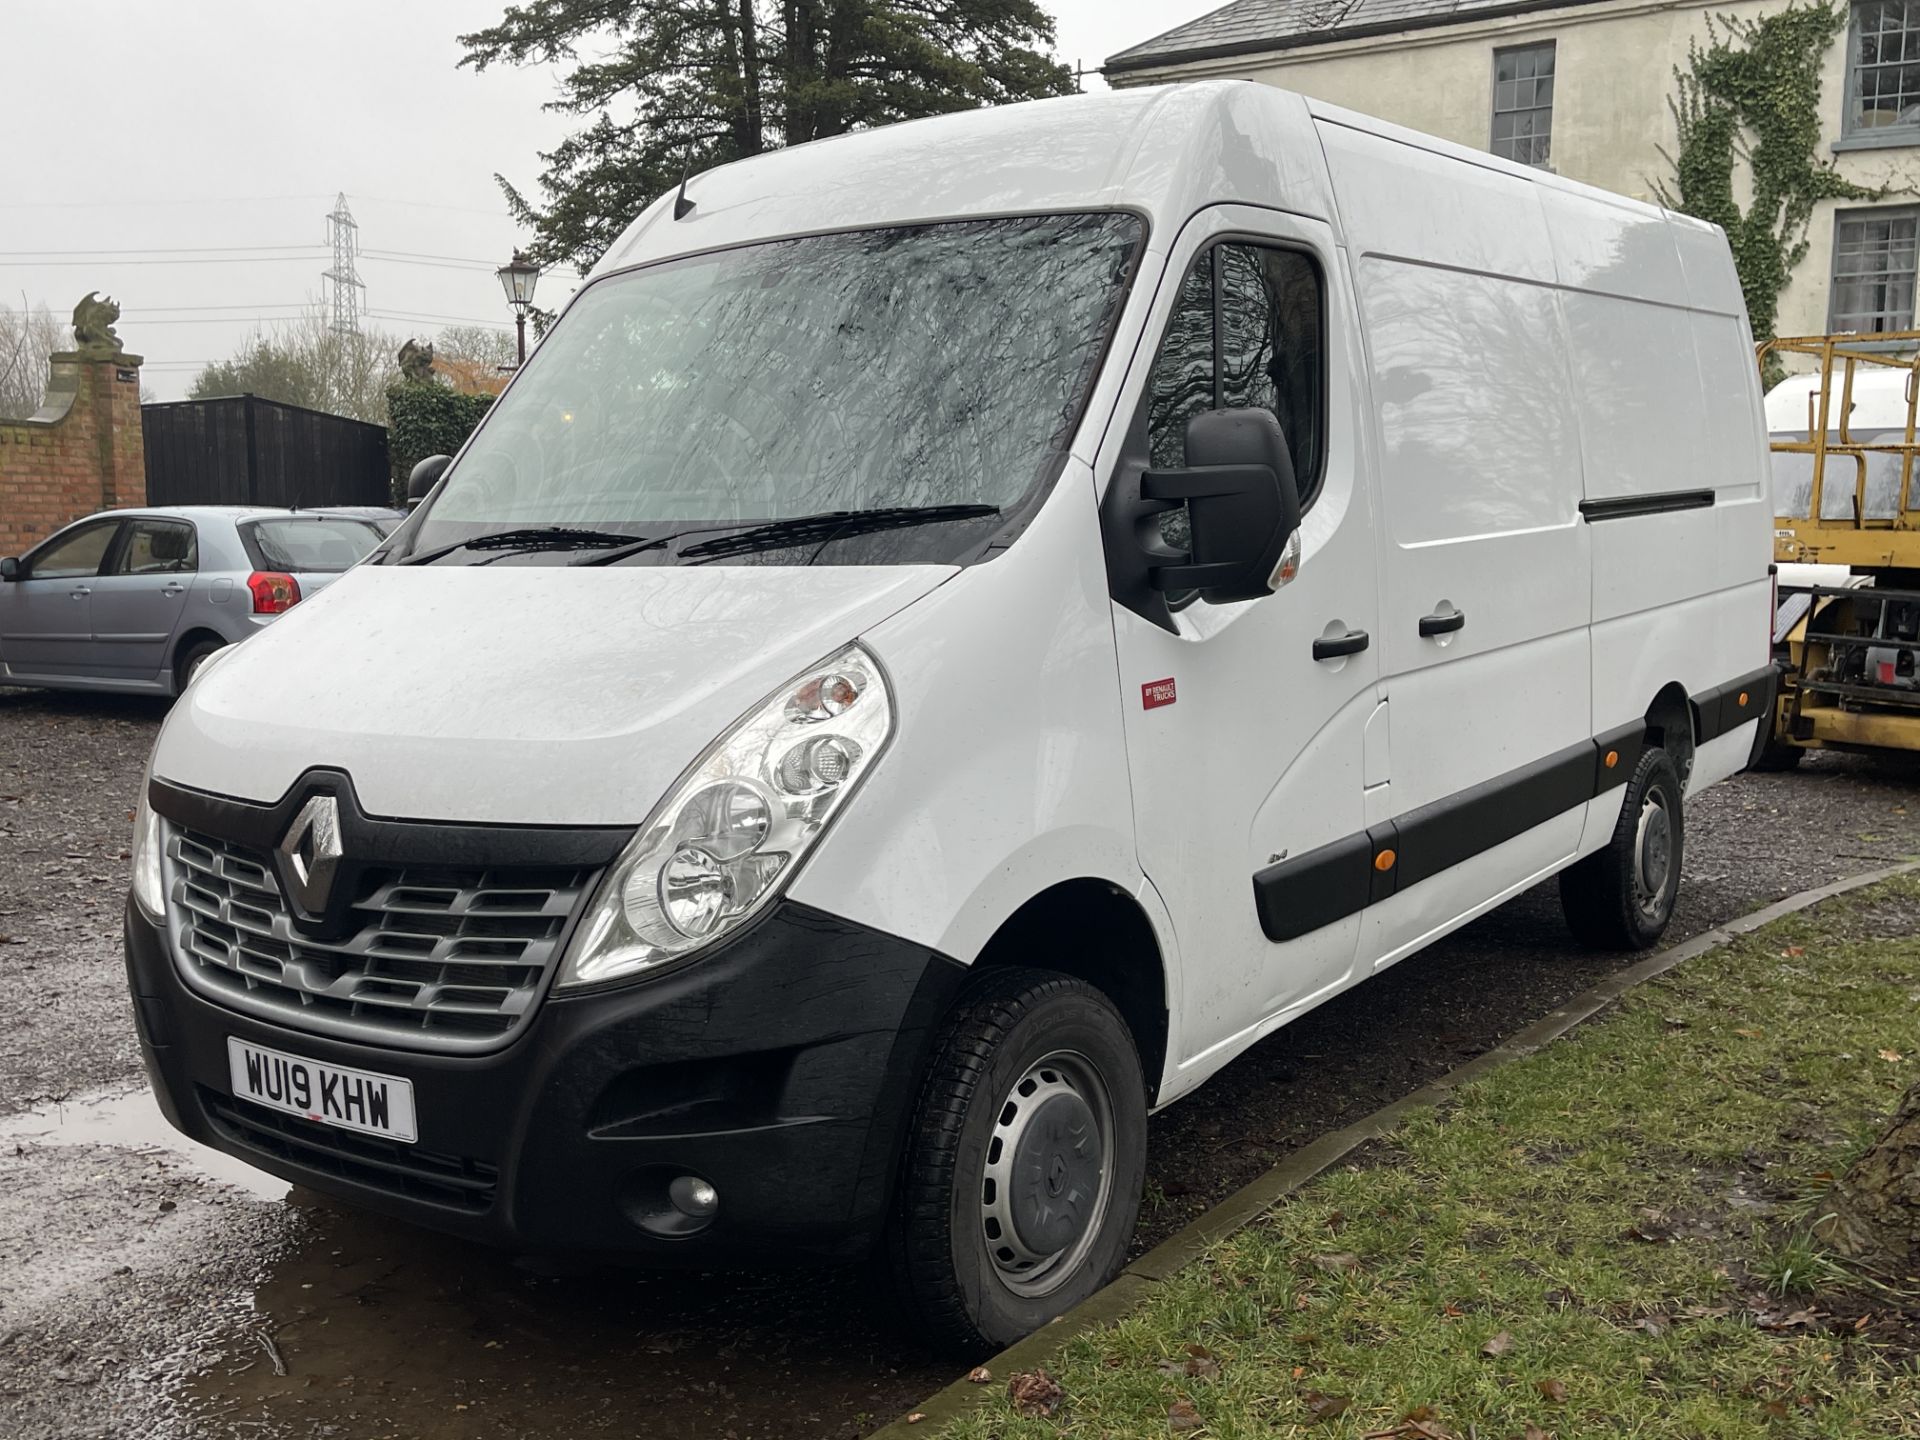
(124, 83, 1776, 1352)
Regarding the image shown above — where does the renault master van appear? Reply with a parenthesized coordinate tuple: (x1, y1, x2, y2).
(125, 83, 1777, 1352)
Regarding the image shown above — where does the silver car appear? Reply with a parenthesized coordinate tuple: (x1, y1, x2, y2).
(0, 507, 386, 696)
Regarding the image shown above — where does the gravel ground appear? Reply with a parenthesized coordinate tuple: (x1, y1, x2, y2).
(2, 682, 1918, 1439)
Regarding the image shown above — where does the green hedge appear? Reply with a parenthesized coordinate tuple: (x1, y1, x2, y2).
(387, 382, 494, 498)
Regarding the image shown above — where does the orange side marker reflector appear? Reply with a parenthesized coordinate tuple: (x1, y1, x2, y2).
(1374, 849, 1396, 872)
(1604, 750, 1619, 769)
(1738, 691, 1750, 707)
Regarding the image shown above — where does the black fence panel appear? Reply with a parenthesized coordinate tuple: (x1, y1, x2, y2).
(142, 395, 391, 508)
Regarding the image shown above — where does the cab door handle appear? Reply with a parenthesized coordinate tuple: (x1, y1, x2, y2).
(68, 586, 91, 600)
(161, 582, 186, 597)
(1312, 629, 1370, 661)
(1419, 609, 1466, 637)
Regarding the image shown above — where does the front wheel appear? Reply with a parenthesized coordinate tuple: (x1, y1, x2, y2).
(1559, 745, 1684, 950)
(172, 636, 226, 695)
(887, 970, 1147, 1355)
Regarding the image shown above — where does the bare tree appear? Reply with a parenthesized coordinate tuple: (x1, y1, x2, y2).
(0, 300, 70, 421)
(191, 310, 401, 425)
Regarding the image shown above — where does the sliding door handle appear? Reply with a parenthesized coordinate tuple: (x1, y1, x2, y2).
(1419, 608, 1466, 638)
(1312, 629, 1370, 661)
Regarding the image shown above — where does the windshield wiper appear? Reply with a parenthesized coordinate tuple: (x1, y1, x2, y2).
(675, 505, 1001, 562)
(398, 526, 641, 567)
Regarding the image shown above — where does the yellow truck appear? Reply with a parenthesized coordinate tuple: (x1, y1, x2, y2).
(1761, 332, 1920, 765)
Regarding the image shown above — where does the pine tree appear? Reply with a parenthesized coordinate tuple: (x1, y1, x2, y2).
(459, 0, 1074, 271)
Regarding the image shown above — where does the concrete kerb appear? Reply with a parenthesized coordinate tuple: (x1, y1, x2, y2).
(869, 861, 1920, 1438)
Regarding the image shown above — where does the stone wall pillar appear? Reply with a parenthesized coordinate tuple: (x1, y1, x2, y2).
(0, 342, 145, 558)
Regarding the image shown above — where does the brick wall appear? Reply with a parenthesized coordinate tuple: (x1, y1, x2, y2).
(0, 353, 145, 559)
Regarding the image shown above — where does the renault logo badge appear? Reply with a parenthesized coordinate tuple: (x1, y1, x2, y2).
(278, 794, 344, 913)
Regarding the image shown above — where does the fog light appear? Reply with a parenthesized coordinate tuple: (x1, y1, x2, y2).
(670, 1175, 719, 1218)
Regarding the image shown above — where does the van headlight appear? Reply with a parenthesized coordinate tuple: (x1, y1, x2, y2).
(558, 643, 893, 988)
(131, 789, 167, 922)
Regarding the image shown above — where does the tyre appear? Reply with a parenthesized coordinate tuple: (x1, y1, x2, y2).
(172, 636, 225, 695)
(1559, 745, 1684, 951)
(887, 969, 1147, 1355)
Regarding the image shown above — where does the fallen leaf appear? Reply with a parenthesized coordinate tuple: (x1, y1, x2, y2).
(1481, 1330, 1513, 1358)
(1763, 1399, 1790, 1420)
(1634, 1315, 1671, 1337)
(1325, 1210, 1347, 1232)
(1535, 1378, 1568, 1404)
(1168, 1397, 1203, 1433)
(1880, 1049, 1904, 1063)
(965, 1366, 991, 1384)
(1312, 1252, 1361, 1275)
(1006, 1368, 1063, 1418)
(1781, 946, 1805, 958)
(906, 1414, 925, 1425)
(1734, 1027, 1764, 1039)
(1183, 1343, 1221, 1380)
(1302, 1390, 1352, 1422)
(1518, 1426, 1549, 1440)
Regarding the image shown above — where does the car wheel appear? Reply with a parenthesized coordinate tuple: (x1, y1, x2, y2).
(173, 637, 225, 695)
(887, 969, 1146, 1355)
(1559, 745, 1684, 951)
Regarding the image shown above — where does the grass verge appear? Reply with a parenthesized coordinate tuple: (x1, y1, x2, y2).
(947, 878, 1920, 1439)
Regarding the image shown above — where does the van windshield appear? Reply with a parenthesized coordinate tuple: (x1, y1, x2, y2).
(404, 212, 1142, 566)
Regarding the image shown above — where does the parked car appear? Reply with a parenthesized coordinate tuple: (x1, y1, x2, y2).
(0, 507, 385, 695)
(125, 83, 1774, 1353)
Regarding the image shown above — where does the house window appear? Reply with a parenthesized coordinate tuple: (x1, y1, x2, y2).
(1830, 208, 1920, 333)
(1849, 1, 1920, 135)
(1491, 41, 1555, 166)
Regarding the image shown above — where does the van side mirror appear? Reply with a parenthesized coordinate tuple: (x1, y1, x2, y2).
(1143, 409, 1301, 605)
(0, 558, 16, 582)
(407, 454, 453, 507)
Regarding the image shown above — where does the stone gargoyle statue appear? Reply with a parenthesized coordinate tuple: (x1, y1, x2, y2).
(71, 292, 124, 360)
(397, 338, 436, 385)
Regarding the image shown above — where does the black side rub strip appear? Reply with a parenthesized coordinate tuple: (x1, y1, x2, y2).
(1578, 489, 1715, 522)
(1253, 664, 1776, 943)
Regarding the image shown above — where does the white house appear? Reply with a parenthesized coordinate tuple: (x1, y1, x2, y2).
(1108, 0, 1920, 340)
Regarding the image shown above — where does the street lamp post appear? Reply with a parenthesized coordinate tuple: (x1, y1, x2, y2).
(495, 249, 541, 367)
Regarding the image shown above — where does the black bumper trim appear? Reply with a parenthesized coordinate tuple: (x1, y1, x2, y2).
(128, 896, 968, 1264)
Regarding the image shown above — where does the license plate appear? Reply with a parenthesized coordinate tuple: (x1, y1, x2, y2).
(226, 1037, 417, 1143)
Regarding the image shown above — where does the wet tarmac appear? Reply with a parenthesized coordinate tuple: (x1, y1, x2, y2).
(6, 684, 1920, 1438)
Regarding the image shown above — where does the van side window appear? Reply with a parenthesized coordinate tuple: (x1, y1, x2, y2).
(1145, 242, 1327, 576)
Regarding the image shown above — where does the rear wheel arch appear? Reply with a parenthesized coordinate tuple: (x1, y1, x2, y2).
(169, 627, 228, 695)
(1647, 681, 1695, 789)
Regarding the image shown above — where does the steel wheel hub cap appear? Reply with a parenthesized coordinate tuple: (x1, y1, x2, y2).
(1633, 794, 1672, 917)
(979, 1051, 1114, 1297)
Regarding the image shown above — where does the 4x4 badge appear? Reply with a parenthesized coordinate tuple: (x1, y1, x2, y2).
(278, 794, 344, 914)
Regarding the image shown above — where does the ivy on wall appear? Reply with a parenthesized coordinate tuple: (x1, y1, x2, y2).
(1653, 1, 1883, 344)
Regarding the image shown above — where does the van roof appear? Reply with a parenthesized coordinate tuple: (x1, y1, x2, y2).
(590, 83, 1695, 284)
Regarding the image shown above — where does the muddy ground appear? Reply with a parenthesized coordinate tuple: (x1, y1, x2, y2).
(3, 684, 1918, 1439)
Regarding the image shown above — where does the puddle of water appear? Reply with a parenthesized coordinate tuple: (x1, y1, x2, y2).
(0, 1086, 289, 1200)
(187, 1204, 948, 1438)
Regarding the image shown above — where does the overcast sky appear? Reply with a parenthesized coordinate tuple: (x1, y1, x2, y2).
(2, 1, 1218, 400)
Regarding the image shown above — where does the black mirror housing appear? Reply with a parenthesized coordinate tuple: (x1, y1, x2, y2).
(1144, 409, 1301, 605)
(0, 557, 16, 582)
(407, 454, 453, 505)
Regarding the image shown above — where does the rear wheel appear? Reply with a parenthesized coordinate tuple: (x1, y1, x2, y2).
(887, 970, 1146, 1355)
(1560, 746, 1684, 951)
(172, 635, 225, 695)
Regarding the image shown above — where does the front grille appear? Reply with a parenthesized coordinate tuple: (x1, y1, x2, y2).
(165, 824, 592, 1053)
(201, 1087, 497, 1212)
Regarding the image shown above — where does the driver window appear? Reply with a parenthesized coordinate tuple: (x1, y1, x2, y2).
(1144, 242, 1327, 582)
(28, 522, 118, 580)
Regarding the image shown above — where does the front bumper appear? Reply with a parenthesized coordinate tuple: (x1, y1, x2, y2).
(126, 896, 965, 1264)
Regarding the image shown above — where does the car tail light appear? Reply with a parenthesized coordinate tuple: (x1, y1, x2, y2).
(247, 571, 301, 615)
